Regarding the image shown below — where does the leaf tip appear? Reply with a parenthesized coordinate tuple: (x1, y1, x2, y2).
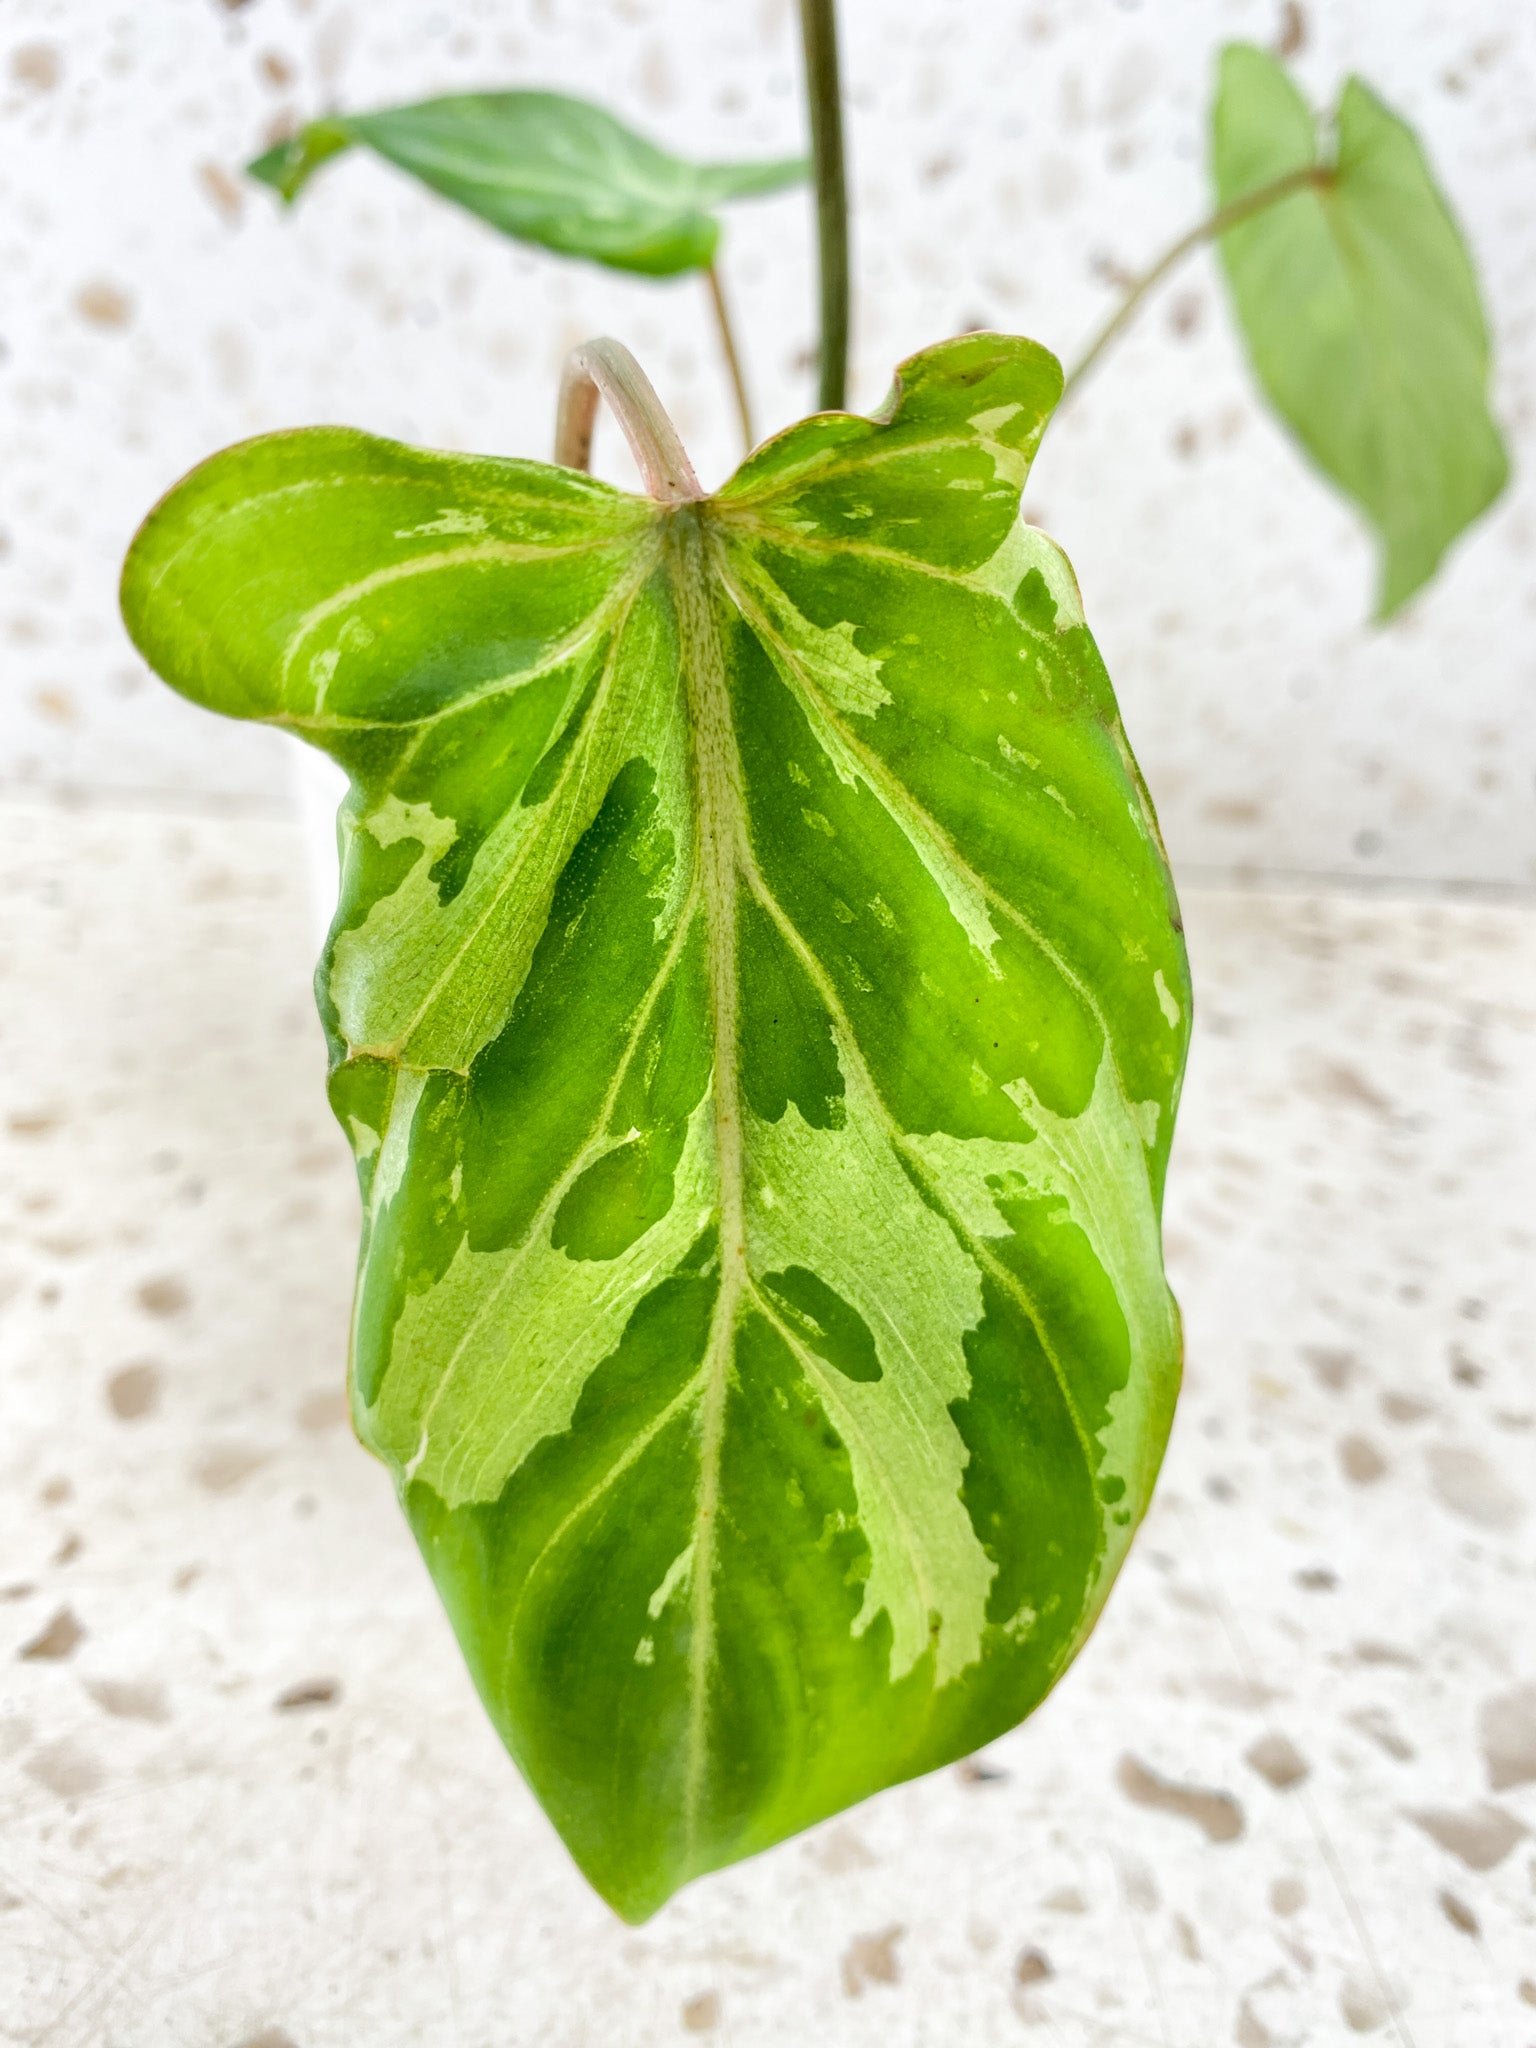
(246, 119, 354, 205)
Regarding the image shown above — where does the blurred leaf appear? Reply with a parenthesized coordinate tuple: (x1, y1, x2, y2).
(249, 90, 807, 277)
(1212, 44, 1508, 616)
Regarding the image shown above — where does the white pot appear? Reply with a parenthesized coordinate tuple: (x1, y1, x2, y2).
(288, 737, 351, 955)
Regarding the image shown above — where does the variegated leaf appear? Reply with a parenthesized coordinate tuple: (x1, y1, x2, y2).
(120, 334, 1190, 1921)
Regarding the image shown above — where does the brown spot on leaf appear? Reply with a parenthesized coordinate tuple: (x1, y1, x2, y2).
(1115, 1755, 1244, 1842)
(107, 1362, 161, 1420)
(1427, 1446, 1524, 1530)
(1408, 1802, 1526, 1871)
(85, 1678, 170, 1724)
(1043, 1885, 1086, 1913)
(680, 1992, 720, 2033)
(75, 281, 133, 329)
(1014, 1946, 1052, 1986)
(1245, 1733, 1309, 1790)
(136, 1275, 189, 1318)
(1270, 1875, 1305, 1916)
(275, 1678, 339, 1711)
(234, 2033, 300, 2048)
(19, 1606, 83, 1661)
(1340, 1435, 1387, 1485)
(39, 1476, 72, 1506)
(841, 1925, 903, 1996)
(1479, 1684, 1536, 1791)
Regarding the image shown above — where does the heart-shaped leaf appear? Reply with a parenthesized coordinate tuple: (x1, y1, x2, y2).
(249, 91, 808, 277)
(1212, 45, 1508, 616)
(120, 334, 1189, 1921)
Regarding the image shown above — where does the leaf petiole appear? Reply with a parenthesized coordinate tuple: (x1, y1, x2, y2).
(1059, 163, 1330, 404)
(704, 261, 756, 456)
(554, 337, 703, 503)
(798, 0, 851, 411)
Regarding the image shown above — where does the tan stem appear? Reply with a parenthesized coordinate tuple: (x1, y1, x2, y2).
(705, 261, 755, 455)
(554, 338, 703, 504)
(1060, 164, 1331, 405)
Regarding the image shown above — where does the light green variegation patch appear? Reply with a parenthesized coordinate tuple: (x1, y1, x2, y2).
(120, 334, 1189, 1923)
(745, 1067, 993, 1685)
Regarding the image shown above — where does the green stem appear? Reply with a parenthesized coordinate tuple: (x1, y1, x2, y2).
(798, 0, 850, 411)
(704, 260, 755, 455)
(554, 338, 702, 504)
(1059, 164, 1329, 404)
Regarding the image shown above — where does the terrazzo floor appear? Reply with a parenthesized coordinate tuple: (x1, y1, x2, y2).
(1, 801, 1532, 2048)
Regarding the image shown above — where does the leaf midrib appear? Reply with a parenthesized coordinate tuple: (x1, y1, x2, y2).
(664, 508, 748, 1858)
(659, 496, 1112, 1835)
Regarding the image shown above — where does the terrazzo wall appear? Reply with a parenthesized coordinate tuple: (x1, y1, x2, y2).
(2, 0, 1533, 883)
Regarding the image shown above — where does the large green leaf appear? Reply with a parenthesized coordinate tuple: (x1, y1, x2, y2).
(248, 91, 807, 277)
(1212, 45, 1508, 616)
(120, 334, 1189, 1921)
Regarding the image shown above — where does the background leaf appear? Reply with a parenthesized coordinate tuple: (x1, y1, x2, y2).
(120, 336, 1189, 1921)
(249, 90, 808, 276)
(1212, 43, 1508, 616)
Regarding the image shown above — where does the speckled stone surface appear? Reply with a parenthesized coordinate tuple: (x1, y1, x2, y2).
(1, 802, 1531, 2046)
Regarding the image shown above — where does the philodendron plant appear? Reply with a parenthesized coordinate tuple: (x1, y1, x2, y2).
(119, 10, 1506, 1922)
